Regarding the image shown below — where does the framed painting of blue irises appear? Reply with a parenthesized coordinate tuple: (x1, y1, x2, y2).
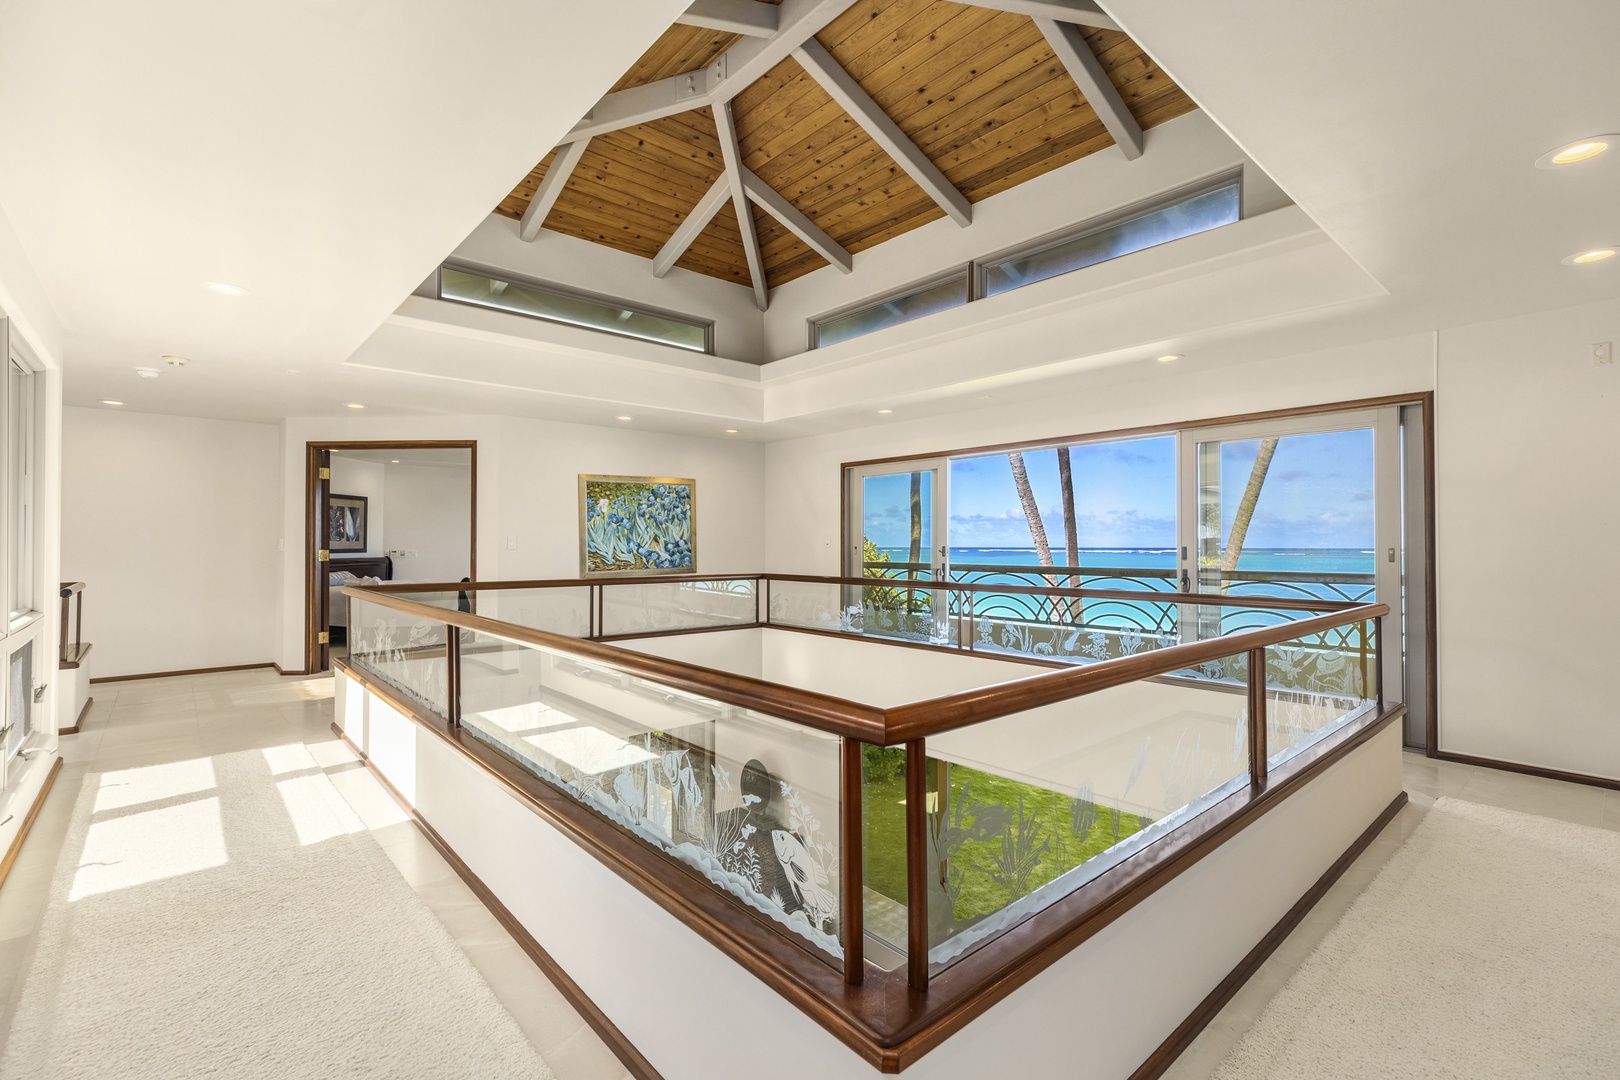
(579, 475, 697, 577)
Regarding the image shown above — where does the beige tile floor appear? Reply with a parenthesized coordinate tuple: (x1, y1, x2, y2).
(1161, 750, 1620, 1079)
(0, 668, 632, 1080)
(6, 672, 1617, 1079)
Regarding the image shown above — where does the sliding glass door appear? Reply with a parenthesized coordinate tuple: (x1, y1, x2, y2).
(846, 460, 949, 642)
(1177, 407, 1404, 704)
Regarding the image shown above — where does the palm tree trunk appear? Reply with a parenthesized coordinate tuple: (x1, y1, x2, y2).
(1057, 447, 1080, 622)
(1219, 436, 1280, 591)
(1008, 452, 1059, 618)
(907, 471, 923, 613)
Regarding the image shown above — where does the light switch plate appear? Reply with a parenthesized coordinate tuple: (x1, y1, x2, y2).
(1594, 341, 1613, 366)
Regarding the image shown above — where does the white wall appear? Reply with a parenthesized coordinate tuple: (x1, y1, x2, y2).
(1435, 296, 1620, 780)
(328, 455, 386, 558)
(62, 407, 281, 677)
(383, 461, 471, 583)
(276, 413, 766, 668)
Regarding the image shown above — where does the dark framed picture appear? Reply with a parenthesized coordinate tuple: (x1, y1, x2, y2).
(329, 494, 368, 553)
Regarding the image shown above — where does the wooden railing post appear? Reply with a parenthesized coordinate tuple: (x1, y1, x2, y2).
(1247, 645, 1267, 789)
(1374, 615, 1384, 709)
(905, 737, 929, 991)
(446, 625, 462, 727)
(840, 737, 864, 985)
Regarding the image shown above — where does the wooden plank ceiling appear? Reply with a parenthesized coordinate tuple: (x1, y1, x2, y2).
(495, 0, 1196, 294)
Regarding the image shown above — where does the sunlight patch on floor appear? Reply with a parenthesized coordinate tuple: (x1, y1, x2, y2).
(71, 797, 227, 901)
(92, 758, 217, 813)
(261, 743, 319, 776)
(276, 774, 365, 846)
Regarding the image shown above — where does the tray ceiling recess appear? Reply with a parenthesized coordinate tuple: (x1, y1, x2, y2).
(495, 0, 1196, 310)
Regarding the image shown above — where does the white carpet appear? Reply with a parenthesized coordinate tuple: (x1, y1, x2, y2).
(0, 746, 555, 1079)
(1214, 796, 1620, 1079)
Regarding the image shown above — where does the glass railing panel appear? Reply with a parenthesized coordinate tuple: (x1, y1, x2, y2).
(859, 742, 910, 972)
(767, 577, 950, 645)
(966, 590, 1182, 663)
(457, 629, 845, 960)
(346, 597, 449, 718)
(1265, 617, 1377, 769)
(884, 653, 1252, 968)
(464, 587, 593, 638)
(598, 578, 757, 637)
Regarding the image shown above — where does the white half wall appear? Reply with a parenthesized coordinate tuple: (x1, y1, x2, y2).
(1435, 296, 1620, 780)
(61, 406, 281, 677)
(340, 667, 1402, 1080)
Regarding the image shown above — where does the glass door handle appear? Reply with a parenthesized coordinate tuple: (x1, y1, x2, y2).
(1179, 570, 1191, 592)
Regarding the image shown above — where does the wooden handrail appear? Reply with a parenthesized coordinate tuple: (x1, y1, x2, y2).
(363, 571, 1362, 613)
(344, 582, 1387, 745)
(345, 586, 890, 742)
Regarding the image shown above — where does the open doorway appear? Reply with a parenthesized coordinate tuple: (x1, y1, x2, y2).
(305, 441, 475, 673)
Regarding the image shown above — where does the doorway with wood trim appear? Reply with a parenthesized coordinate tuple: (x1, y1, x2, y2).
(304, 441, 476, 674)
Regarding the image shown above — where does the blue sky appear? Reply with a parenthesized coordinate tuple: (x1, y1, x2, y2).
(861, 430, 1376, 550)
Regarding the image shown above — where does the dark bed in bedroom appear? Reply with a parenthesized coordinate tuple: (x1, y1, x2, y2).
(328, 555, 392, 646)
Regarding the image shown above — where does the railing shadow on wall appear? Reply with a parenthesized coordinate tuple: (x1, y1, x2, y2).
(338, 572, 1399, 1072)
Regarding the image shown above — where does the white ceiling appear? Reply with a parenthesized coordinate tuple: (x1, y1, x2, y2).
(1105, 0, 1620, 330)
(8, 0, 1618, 435)
(0, 0, 689, 414)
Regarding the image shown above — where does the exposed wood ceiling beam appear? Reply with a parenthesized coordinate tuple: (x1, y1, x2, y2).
(792, 38, 972, 227)
(1034, 18, 1143, 159)
(971, 0, 1119, 32)
(713, 102, 769, 310)
(569, 0, 860, 140)
(518, 139, 592, 241)
(740, 167, 852, 274)
(651, 174, 731, 278)
(675, 0, 779, 37)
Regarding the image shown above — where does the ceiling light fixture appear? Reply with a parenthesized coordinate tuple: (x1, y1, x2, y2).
(877, 408, 893, 414)
(390, 459, 400, 464)
(724, 429, 739, 434)
(1563, 247, 1617, 266)
(135, 367, 160, 379)
(1156, 354, 1182, 363)
(163, 355, 188, 367)
(617, 415, 633, 421)
(202, 281, 249, 296)
(101, 400, 124, 406)
(344, 402, 366, 409)
(1536, 136, 1617, 169)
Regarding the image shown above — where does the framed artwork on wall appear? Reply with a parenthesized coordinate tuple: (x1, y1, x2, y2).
(579, 474, 696, 577)
(329, 493, 369, 553)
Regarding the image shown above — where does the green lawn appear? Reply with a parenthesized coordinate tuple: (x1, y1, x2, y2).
(862, 757, 1148, 928)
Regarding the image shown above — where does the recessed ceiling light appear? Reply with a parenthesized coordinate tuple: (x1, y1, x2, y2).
(163, 355, 188, 366)
(877, 408, 893, 414)
(101, 400, 124, 406)
(390, 459, 400, 464)
(1563, 247, 1617, 266)
(724, 429, 739, 434)
(202, 281, 249, 296)
(344, 402, 366, 409)
(1156, 354, 1182, 363)
(135, 367, 160, 379)
(617, 415, 633, 421)
(1536, 136, 1616, 169)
